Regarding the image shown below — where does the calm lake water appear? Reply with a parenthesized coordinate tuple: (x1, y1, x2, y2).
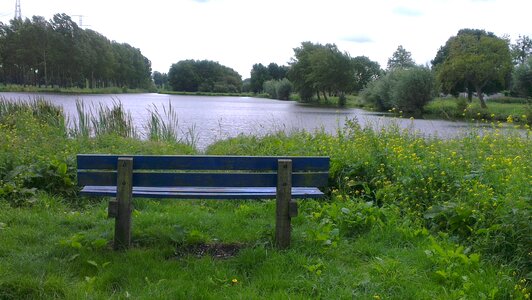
(1, 92, 492, 150)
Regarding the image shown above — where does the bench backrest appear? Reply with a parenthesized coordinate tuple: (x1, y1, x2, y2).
(77, 155, 330, 188)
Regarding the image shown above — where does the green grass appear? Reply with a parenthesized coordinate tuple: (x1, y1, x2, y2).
(160, 91, 255, 97)
(289, 94, 371, 109)
(424, 97, 531, 125)
(0, 199, 520, 299)
(0, 84, 152, 94)
(0, 99, 530, 298)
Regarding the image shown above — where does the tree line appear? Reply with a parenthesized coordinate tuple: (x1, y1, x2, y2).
(167, 60, 242, 93)
(0, 14, 152, 89)
(1, 13, 530, 110)
(284, 30, 531, 113)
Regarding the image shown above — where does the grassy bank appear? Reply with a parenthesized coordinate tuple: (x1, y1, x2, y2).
(0, 100, 530, 299)
(160, 91, 255, 97)
(0, 84, 153, 94)
(289, 94, 371, 109)
(424, 97, 531, 125)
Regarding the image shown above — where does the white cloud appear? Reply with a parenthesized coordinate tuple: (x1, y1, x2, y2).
(392, 6, 423, 17)
(342, 35, 374, 44)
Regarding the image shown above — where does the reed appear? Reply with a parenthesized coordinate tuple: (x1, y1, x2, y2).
(0, 96, 67, 130)
(71, 99, 91, 138)
(145, 101, 180, 142)
(71, 99, 137, 138)
(91, 100, 136, 138)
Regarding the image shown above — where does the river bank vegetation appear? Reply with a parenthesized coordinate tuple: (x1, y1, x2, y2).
(0, 99, 530, 298)
(0, 84, 155, 94)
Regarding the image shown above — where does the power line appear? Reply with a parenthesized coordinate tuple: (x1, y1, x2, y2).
(14, 0, 21, 20)
(72, 15, 90, 28)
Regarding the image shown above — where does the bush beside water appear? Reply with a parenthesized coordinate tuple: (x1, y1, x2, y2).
(0, 99, 530, 298)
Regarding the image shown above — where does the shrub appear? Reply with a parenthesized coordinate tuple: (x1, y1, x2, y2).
(361, 67, 435, 113)
(275, 78, 293, 100)
(263, 79, 293, 100)
(360, 73, 394, 111)
(391, 67, 435, 115)
(263, 80, 277, 99)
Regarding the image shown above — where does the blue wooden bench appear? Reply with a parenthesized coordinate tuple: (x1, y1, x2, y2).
(77, 155, 330, 249)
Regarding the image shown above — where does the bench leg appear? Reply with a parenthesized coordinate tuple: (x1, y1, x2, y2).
(114, 157, 133, 250)
(275, 159, 292, 249)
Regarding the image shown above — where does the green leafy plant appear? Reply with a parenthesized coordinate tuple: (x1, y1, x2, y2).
(425, 238, 480, 288)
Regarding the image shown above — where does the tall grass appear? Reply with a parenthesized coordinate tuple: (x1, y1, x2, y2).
(0, 96, 67, 130)
(145, 101, 180, 142)
(72, 100, 90, 138)
(71, 99, 136, 138)
(91, 101, 136, 138)
(144, 101, 200, 147)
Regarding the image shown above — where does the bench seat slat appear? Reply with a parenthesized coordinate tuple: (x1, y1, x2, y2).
(80, 186, 325, 199)
(77, 155, 329, 172)
(78, 172, 329, 188)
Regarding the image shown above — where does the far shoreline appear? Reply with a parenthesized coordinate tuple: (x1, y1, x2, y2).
(1, 87, 529, 126)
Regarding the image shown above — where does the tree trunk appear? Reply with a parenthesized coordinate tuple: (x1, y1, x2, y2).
(476, 87, 487, 108)
(43, 51, 48, 87)
(467, 90, 473, 103)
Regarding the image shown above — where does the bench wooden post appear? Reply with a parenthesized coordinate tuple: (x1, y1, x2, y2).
(114, 157, 133, 250)
(275, 159, 292, 249)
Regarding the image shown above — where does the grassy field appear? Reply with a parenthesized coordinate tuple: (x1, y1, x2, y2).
(424, 97, 531, 125)
(0, 99, 530, 299)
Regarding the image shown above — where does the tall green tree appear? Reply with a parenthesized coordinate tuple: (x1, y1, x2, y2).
(436, 32, 512, 108)
(289, 42, 354, 103)
(248, 63, 289, 93)
(80, 29, 116, 88)
(168, 59, 242, 93)
(249, 63, 271, 93)
(511, 35, 532, 65)
(288, 42, 322, 101)
(512, 56, 532, 98)
(308, 44, 353, 101)
(387, 45, 415, 70)
(168, 60, 200, 92)
(352, 56, 382, 92)
(267, 63, 289, 80)
(0, 13, 152, 89)
(432, 29, 501, 100)
(49, 13, 83, 87)
(152, 71, 168, 90)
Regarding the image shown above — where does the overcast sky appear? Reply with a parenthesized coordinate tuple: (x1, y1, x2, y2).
(1, 0, 531, 78)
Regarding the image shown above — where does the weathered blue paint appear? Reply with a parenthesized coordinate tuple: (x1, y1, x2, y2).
(80, 186, 325, 199)
(77, 155, 329, 172)
(77, 155, 329, 199)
